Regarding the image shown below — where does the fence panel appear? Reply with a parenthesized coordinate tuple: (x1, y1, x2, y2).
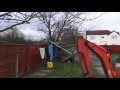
(0, 44, 47, 78)
(0, 45, 16, 78)
(16, 45, 27, 77)
(101, 45, 120, 53)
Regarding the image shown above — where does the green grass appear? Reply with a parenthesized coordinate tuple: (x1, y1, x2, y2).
(22, 53, 120, 78)
(22, 61, 104, 78)
(45, 61, 82, 78)
(110, 53, 120, 64)
(44, 61, 101, 78)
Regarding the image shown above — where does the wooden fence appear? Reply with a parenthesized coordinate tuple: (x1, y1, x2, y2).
(0, 44, 47, 78)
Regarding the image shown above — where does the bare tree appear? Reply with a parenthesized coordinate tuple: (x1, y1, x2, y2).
(0, 12, 37, 32)
(35, 12, 106, 61)
(0, 27, 27, 44)
(60, 25, 79, 43)
(37, 12, 106, 42)
(0, 12, 106, 42)
(37, 12, 82, 41)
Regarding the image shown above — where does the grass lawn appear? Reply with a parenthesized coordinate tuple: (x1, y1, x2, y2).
(110, 53, 120, 64)
(45, 53, 120, 78)
(22, 53, 120, 78)
(44, 61, 101, 78)
(44, 61, 82, 78)
(21, 60, 101, 78)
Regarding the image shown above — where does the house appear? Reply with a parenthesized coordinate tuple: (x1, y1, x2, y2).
(86, 30, 120, 45)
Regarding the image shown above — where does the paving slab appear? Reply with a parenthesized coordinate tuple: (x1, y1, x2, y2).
(30, 72, 47, 77)
(40, 70, 52, 73)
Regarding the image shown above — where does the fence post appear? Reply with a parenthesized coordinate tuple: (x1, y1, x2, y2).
(16, 52, 18, 78)
(61, 49, 62, 59)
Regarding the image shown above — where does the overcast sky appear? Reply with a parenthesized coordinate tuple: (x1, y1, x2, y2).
(18, 12, 120, 40)
(88, 12, 120, 32)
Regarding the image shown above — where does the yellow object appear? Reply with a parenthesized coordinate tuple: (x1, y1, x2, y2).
(108, 69, 111, 75)
(47, 62, 53, 68)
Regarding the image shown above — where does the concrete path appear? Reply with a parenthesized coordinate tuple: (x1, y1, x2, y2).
(89, 49, 106, 78)
(21, 68, 53, 78)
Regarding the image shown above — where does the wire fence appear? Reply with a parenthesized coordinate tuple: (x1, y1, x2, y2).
(56, 43, 79, 61)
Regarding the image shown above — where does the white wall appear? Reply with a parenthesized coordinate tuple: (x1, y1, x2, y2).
(87, 32, 120, 45)
(99, 35, 108, 45)
(87, 35, 99, 44)
(107, 32, 120, 45)
(87, 35, 108, 45)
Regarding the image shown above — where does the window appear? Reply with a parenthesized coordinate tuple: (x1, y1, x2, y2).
(90, 36, 95, 40)
(101, 36, 104, 38)
(111, 35, 117, 39)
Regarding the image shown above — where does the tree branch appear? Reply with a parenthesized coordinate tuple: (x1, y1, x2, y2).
(0, 12, 11, 17)
(0, 21, 27, 32)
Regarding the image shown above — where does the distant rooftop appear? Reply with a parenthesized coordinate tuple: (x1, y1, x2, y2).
(86, 30, 111, 35)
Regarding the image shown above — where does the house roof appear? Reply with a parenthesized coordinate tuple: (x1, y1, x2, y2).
(86, 30, 111, 35)
(111, 30, 120, 35)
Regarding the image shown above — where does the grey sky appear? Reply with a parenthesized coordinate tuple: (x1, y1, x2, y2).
(89, 12, 120, 31)
(14, 12, 120, 40)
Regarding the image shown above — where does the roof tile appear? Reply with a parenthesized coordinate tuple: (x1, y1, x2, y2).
(86, 30, 111, 35)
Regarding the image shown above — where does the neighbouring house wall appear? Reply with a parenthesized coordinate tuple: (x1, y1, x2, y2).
(87, 35, 108, 45)
(99, 35, 108, 45)
(87, 32, 120, 45)
(107, 32, 120, 45)
(87, 35, 100, 44)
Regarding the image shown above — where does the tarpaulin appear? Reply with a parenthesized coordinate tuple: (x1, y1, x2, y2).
(48, 44, 54, 61)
